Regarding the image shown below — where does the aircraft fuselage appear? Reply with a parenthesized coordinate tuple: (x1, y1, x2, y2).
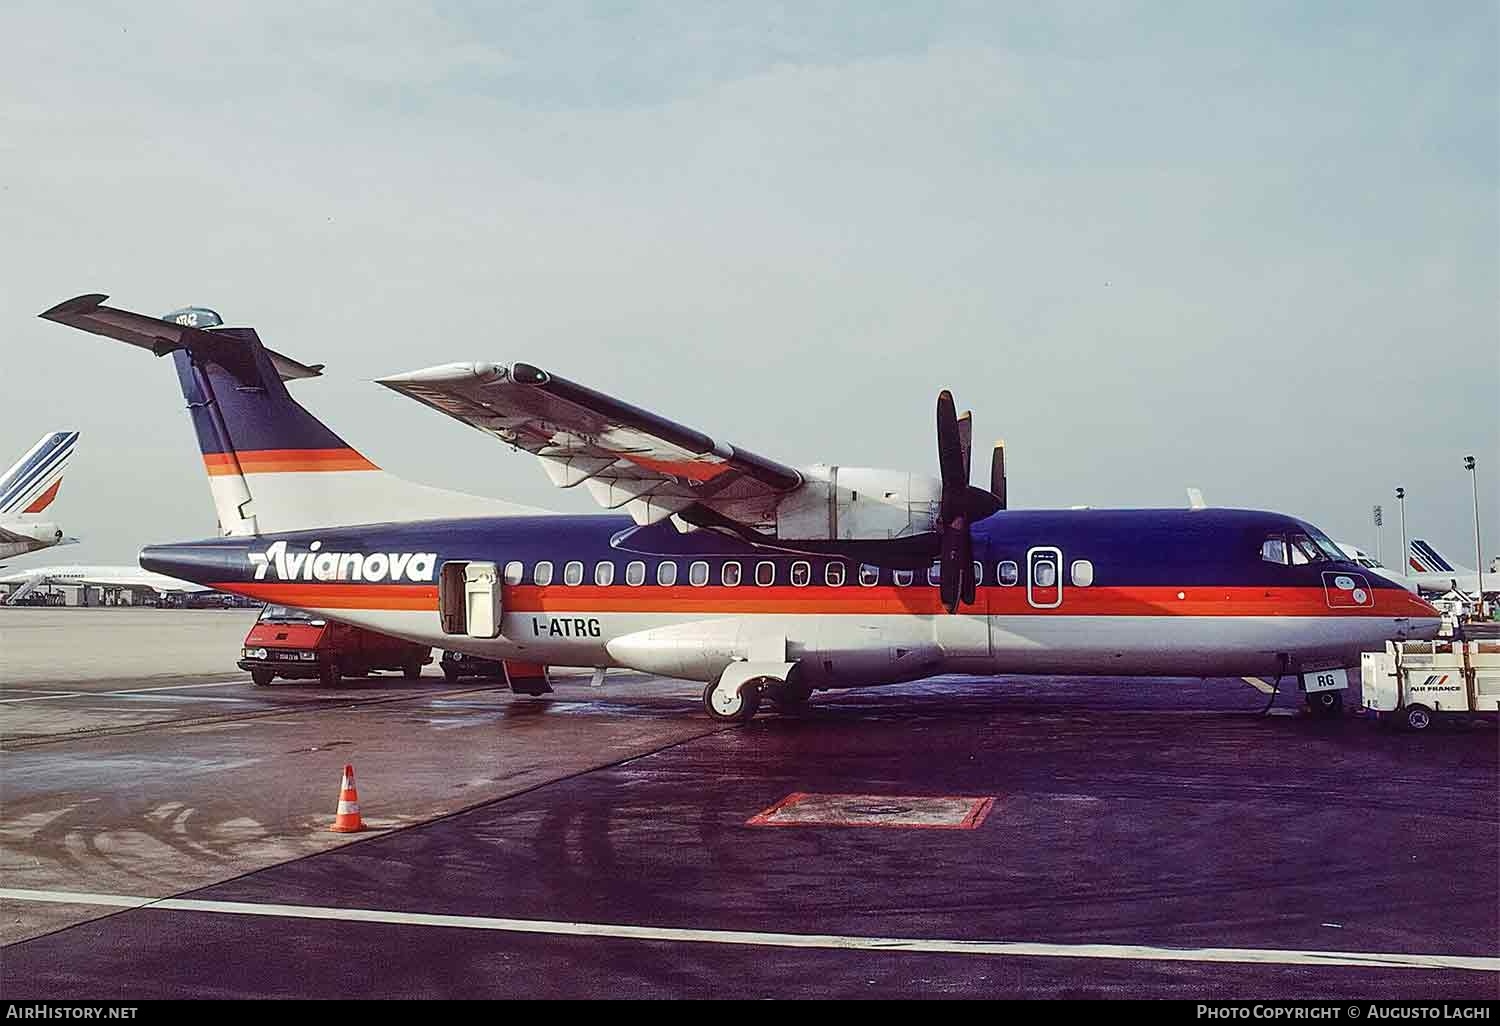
(142, 507, 1440, 688)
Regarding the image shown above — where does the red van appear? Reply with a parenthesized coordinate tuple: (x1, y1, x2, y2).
(239, 604, 431, 686)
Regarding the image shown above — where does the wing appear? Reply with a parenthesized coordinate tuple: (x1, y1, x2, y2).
(378, 362, 804, 531)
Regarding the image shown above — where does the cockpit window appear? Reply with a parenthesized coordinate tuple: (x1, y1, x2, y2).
(1260, 536, 1289, 565)
(1302, 526, 1348, 562)
(1290, 534, 1328, 564)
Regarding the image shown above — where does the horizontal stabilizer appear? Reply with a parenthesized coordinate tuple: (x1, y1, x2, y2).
(40, 294, 323, 383)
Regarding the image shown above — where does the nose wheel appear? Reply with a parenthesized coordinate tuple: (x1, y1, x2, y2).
(1304, 691, 1344, 718)
(704, 678, 763, 723)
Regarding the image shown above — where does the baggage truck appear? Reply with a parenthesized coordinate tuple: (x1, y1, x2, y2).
(1360, 639, 1500, 730)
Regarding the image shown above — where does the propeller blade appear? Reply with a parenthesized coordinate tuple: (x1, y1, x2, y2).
(938, 513, 966, 612)
(957, 411, 972, 483)
(936, 391, 966, 498)
(990, 440, 1006, 510)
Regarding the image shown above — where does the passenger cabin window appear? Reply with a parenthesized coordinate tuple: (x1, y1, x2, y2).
(790, 561, 811, 587)
(1260, 537, 1288, 565)
(894, 569, 914, 586)
(1071, 560, 1094, 587)
(998, 561, 1018, 586)
(825, 562, 846, 587)
(973, 561, 983, 586)
(1033, 561, 1057, 588)
(927, 563, 942, 587)
(722, 562, 742, 587)
(503, 561, 523, 585)
(594, 562, 615, 586)
(625, 561, 646, 586)
(689, 561, 710, 587)
(657, 561, 678, 586)
(755, 561, 775, 586)
(533, 561, 554, 586)
(859, 564, 880, 587)
(564, 561, 584, 586)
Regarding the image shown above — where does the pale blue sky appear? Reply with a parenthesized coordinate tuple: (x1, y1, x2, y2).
(1, 2, 1495, 568)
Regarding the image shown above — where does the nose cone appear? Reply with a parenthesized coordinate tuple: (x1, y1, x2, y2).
(1392, 587, 1444, 641)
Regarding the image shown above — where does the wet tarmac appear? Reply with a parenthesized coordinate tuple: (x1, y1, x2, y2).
(3, 656, 1496, 999)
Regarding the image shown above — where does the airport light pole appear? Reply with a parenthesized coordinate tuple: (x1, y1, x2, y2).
(1464, 457, 1485, 617)
(1372, 505, 1383, 564)
(1395, 487, 1407, 577)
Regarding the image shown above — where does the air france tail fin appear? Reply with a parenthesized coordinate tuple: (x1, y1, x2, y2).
(1409, 538, 1473, 575)
(40, 295, 543, 536)
(0, 430, 77, 516)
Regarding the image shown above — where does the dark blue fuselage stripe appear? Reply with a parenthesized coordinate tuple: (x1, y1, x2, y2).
(140, 509, 1422, 594)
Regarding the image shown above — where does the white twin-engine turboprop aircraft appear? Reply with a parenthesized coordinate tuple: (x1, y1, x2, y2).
(38, 295, 1439, 721)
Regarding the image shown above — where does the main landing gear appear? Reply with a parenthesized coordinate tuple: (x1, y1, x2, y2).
(702, 661, 804, 724)
(703, 678, 762, 723)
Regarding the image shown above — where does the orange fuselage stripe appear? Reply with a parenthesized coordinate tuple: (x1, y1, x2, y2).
(215, 582, 1432, 618)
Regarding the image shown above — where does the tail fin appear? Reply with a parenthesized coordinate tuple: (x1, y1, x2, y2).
(1409, 538, 1471, 575)
(40, 295, 541, 535)
(0, 430, 77, 516)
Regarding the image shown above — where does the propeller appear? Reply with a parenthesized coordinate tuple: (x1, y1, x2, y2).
(936, 391, 1002, 612)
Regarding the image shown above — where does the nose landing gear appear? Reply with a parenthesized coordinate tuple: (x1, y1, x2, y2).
(1304, 690, 1344, 718)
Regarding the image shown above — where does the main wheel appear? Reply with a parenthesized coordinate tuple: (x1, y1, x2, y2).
(1305, 691, 1343, 718)
(1404, 704, 1434, 731)
(319, 660, 340, 687)
(442, 665, 460, 683)
(403, 660, 422, 680)
(703, 678, 762, 723)
(250, 669, 274, 687)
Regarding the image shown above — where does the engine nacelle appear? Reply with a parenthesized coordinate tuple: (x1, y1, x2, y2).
(17, 521, 64, 544)
(773, 465, 940, 541)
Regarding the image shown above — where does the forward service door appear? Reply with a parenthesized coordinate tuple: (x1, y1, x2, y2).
(1027, 546, 1063, 609)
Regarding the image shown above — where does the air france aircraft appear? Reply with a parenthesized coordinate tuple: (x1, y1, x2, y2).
(40, 295, 1440, 721)
(1335, 539, 1491, 598)
(0, 564, 206, 605)
(0, 431, 78, 563)
(1405, 539, 1489, 597)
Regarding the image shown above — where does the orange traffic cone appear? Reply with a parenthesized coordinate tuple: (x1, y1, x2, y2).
(329, 763, 365, 833)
